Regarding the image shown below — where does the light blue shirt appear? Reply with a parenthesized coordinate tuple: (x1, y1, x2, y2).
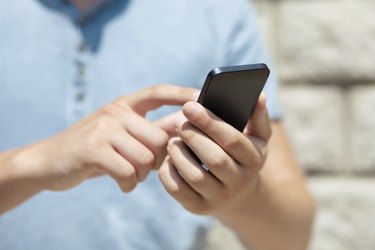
(0, 0, 281, 249)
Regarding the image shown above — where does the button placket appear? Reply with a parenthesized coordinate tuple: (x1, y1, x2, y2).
(72, 39, 89, 119)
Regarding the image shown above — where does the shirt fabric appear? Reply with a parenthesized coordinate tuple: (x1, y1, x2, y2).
(0, 0, 281, 249)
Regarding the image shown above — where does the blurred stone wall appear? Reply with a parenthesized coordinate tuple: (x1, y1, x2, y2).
(205, 1, 375, 250)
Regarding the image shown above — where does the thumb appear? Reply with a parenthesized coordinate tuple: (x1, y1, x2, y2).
(243, 92, 272, 142)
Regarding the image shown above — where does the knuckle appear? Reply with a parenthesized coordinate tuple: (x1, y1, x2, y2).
(95, 120, 112, 132)
(180, 128, 196, 142)
(220, 132, 241, 150)
(86, 133, 104, 151)
(187, 170, 205, 186)
(118, 167, 137, 182)
(164, 181, 181, 196)
(207, 152, 228, 169)
(153, 131, 169, 149)
(93, 116, 118, 134)
(139, 151, 156, 168)
(100, 103, 128, 116)
(86, 121, 112, 148)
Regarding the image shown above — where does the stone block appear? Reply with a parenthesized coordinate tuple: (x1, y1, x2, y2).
(279, 85, 345, 173)
(204, 220, 245, 250)
(252, 0, 279, 60)
(308, 177, 375, 250)
(204, 177, 375, 250)
(279, 0, 375, 83)
(350, 85, 375, 173)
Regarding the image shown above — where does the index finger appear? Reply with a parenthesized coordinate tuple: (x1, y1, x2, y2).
(120, 84, 199, 115)
(179, 101, 267, 168)
(153, 111, 182, 136)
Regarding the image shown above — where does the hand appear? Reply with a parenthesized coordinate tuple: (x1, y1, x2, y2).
(16, 84, 198, 192)
(158, 93, 271, 216)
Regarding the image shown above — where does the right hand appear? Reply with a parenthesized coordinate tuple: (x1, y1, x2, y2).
(14, 84, 198, 192)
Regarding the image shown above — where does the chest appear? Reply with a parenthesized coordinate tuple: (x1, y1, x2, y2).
(0, 0, 221, 148)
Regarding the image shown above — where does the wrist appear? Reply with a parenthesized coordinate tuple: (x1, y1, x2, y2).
(0, 144, 49, 214)
(215, 176, 263, 223)
(5, 143, 48, 192)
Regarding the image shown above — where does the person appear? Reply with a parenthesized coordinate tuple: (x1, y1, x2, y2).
(0, 0, 314, 249)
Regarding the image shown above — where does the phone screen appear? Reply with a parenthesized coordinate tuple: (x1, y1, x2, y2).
(198, 63, 270, 131)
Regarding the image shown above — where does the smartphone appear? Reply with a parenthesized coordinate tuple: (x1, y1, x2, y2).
(190, 63, 270, 165)
(198, 63, 270, 131)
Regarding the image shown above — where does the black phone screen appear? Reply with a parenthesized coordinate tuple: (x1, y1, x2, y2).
(197, 63, 270, 131)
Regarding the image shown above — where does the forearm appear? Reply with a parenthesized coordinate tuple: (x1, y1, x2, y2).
(217, 123, 315, 250)
(217, 178, 314, 250)
(0, 146, 44, 214)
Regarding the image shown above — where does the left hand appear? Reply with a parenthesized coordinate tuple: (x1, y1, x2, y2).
(158, 93, 272, 216)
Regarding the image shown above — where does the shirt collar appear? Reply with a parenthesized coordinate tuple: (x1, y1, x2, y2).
(63, 0, 115, 25)
(38, 0, 115, 26)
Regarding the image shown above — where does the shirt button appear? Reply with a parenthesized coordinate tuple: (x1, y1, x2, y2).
(78, 41, 87, 52)
(78, 67, 85, 76)
(78, 17, 89, 27)
(75, 92, 85, 102)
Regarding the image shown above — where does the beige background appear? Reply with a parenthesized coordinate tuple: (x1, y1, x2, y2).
(205, 0, 375, 249)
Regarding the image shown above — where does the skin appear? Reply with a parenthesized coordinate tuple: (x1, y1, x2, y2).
(159, 95, 315, 250)
(71, 0, 96, 11)
(0, 1, 315, 248)
(0, 84, 198, 213)
(0, 88, 314, 249)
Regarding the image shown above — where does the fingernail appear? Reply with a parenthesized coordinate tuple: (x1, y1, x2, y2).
(167, 137, 179, 149)
(259, 92, 267, 105)
(174, 113, 187, 128)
